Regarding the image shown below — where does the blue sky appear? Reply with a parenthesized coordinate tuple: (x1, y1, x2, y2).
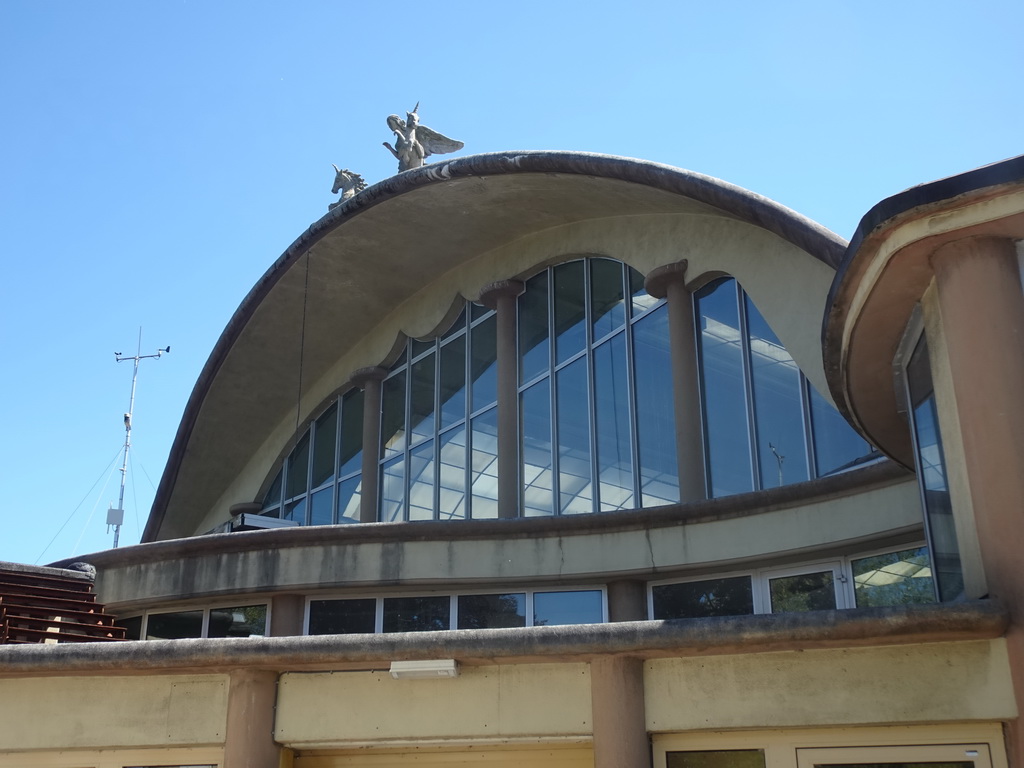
(1, 1, 1020, 564)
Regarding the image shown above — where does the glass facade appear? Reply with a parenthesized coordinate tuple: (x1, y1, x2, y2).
(307, 588, 605, 634)
(519, 259, 678, 515)
(906, 336, 963, 602)
(259, 263, 873, 526)
(695, 277, 872, 497)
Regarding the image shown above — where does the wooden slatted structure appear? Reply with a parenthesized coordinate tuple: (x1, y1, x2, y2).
(0, 563, 126, 644)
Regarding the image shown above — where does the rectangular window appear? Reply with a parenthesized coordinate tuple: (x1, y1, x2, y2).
(308, 598, 376, 635)
(667, 750, 766, 768)
(652, 576, 754, 619)
(852, 546, 935, 608)
(533, 589, 604, 626)
(457, 593, 526, 629)
(206, 604, 267, 638)
(382, 595, 450, 632)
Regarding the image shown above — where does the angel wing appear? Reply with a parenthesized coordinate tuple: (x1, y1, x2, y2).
(416, 124, 464, 158)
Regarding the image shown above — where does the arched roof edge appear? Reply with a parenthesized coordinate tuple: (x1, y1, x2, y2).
(144, 150, 848, 541)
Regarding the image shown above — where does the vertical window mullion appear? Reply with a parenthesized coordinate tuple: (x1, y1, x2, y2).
(736, 282, 761, 490)
(548, 267, 560, 514)
(464, 318, 473, 519)
(585, 261, 599, 514)
(403, 354, 412, 521)
(800, 376, 818, 479)
(433, 343, 441, 520)
(333, 395, 342, 523)
(374, 598, 384, 634)
(625, 266, 643, 506)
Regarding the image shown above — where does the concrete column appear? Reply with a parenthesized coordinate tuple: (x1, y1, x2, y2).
(224, 669, 280, 768)
(644, 261, 706, 502)
(590, 656, 649, 768)
(351, 366, 388, 523)
(269, 593, 305, 636)
(481, 280, 526, 519)
(607, 579, 647, 622)
(930, 235, 1024, 768)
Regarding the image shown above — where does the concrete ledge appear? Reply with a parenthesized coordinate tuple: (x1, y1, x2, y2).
(58, 459, 906, 570)
(0, 600, 1005, 677)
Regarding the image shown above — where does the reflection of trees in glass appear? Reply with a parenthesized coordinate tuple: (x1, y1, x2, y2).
(853, 547, 936, 607)
(383, 596, 450, 632)
(457, 594, 526, 629)
(769, 572, 836, 613)
(653, 577, 754, 619)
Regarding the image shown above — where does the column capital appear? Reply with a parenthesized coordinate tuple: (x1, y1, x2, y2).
(479, 279, 526, 309)
(931, 234, 1018, 271)
(349, 366, 389, 388)
(644, 259, 689, 299)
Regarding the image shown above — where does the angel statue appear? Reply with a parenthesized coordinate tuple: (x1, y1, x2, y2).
(383, 103, 464, 172)
(328, 165, 367, 210)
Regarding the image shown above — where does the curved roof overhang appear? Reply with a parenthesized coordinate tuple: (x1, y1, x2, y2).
(145, 151, 848, 542)
(823, 155, 1024, 466)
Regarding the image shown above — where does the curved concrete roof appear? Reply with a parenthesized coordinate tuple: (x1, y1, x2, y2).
(144, 151, 847, 542)
(823, 155, 1024, 463)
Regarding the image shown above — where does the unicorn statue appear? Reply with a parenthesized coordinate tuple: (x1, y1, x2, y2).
(328, 165, 367, 210)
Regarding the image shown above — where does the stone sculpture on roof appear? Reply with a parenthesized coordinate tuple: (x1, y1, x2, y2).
(383, 102, 464, 172)
(328, 165, 367, 210)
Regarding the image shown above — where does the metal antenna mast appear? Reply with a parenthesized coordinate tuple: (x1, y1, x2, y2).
(111, 329, 170, 548)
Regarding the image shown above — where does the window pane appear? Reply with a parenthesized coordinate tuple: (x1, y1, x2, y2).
(519, 271, 549, 384)
(311, 403, 337, 488)
(698, 280, 752, 497)
(309, 598, 376, 634)
(470, 302, 490, 322)
(458, 593, 526, 629)
(809, 384, 871, 475)
(594, 334, 634, 511)
(262, 468, 282, 510)
(470, 313, 498, 411)
(146, 610, 203, 640)
(522, 379, 554, 516)
(339, 389, 364, 477)
(633, 304, 679, 506)
(557, 357, 593, 514)
(380, 456, 405, 522)
(746, 294, 809, 488)
(286, 433, 310, 499)
(336, 475, 362, 524)
(408, 439, 435, 521)
(908, 336, 963, 602)
(630, 266, 659, 316)
(117, 615, 142, 640)
(769, 571, 836, 613)
(380, 371, 407, 459)
(853, 547, 935, 607)
(554, 261, 587, 364)
(652, 576, 754, 619)
(382, 596, 450, 632)
(283, 496, 306, 524)
(533, 590, 603, 626)
(590, 259, 626, 340)
(410, 337, 434, 359)
(471, 408, 499, 519)
(439, 335, 467, 430)
(207, 604, 267, 638)
(309, 486, 334, 526)
(667, 750, 766, 768)
(442, 306, 467, 340)
(409, 353, 436, 445)
(438, 426, 467, 520)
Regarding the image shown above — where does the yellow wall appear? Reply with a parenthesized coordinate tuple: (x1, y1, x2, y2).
(276, 664, 592, 747)
(0, 674, 228, 751)
(645, 639, 1016, 732)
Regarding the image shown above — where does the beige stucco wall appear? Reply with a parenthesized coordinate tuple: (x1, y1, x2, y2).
(99, 476, 920, 609)
(0, 674, 228, 751)
(199, 212, 836, 536)
(275, 663, 592, 747)
(645, 639, 1016, 731)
